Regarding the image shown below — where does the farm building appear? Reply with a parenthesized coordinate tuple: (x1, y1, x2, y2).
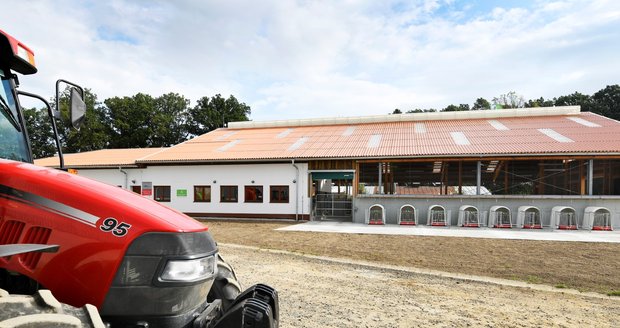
(35, 106, 620, 230)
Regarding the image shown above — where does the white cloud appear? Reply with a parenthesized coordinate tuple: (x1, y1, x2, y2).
(1, 0, 619, 120)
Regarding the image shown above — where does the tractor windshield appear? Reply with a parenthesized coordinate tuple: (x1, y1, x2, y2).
(0, 68, 30, 162)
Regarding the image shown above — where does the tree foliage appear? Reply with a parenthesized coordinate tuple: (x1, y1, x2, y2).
(590, 85, 620, 121)
(472, 98, 491, 110)
(187, 94, 251, 137)
(443, 104, 470, 112)
(525, 97, 554, 108)
(23, 107, 55, 158)
(492, 91, 525, 109)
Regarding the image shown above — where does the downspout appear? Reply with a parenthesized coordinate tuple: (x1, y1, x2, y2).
(292, 159, 299, 221)
(119, 166, 128, 189)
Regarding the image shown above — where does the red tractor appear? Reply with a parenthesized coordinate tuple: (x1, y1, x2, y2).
(0, 29, 278, 327)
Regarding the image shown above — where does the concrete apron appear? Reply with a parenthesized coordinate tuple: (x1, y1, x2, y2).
(277, 221, 620, 243)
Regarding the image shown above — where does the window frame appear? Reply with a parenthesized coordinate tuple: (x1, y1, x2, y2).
(220, 185, 239, 203)
(270, 185, 289, 203)
(244, 185, 264, 203)
(154, 185, 171, 202)
(194, 185, 212, 203)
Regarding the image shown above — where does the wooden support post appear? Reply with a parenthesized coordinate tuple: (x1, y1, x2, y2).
(458, 161, 462, 195)
(588, 159, 594, 195)
(476, 161, 481, 195)
(579, 160, 586, 195)
(353, 161, 359, 196)
(442, 162, 448, 195)
(564, 161, 569, 195)
(504, 161, 509, 194)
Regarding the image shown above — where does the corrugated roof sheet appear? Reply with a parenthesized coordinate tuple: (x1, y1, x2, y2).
(137, 109, 620, 163)
(34, 148, 165, 168)
(35, 108, 620, 167)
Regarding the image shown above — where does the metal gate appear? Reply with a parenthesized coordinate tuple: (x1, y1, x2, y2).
(312, 193, 352, 220)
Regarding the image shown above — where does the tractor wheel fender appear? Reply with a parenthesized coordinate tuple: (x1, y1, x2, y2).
(0, 289, 105, 328)
(208, 253, 242, 311)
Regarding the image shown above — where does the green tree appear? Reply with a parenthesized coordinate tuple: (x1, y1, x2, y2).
(22, 107, 56, 159)
(187, 94, 251, 136)
(492, 91, 525, 109)
(525, 97, 554, 108)
(406, 108, 437, 113)
(443, 104, 469, 112)
(104, 93, 156, 148)
(472, 98, 491, 110)
(392, 108, 402, 114)
(554, 92, 591, 111)
(589, 85, 620, 120)
(150, 93, 190, 146)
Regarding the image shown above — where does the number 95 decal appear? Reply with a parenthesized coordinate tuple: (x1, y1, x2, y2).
(99, 217, 132, 237)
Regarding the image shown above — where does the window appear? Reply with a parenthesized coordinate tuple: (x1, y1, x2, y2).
(194, 185, 211, 202)
(220, 186, 238, 203)
(154, 186, 171, 202)
(270, 185, 289, 203)
(131, 185, 142, 194)
(244, 186, 263, 203)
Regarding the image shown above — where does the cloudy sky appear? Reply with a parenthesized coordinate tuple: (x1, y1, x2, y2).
(2, 0, 619, 121)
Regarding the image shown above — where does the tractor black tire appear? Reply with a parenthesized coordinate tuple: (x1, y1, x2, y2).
(207, 253, 242, 312)
(0, 288, 106, 328)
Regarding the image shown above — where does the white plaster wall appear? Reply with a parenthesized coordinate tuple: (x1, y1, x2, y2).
(75, 163, 310, 217)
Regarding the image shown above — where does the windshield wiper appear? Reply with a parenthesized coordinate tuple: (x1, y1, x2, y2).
(0, 96, 21, 131)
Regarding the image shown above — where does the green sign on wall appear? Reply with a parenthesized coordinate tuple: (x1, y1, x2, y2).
(176, 189, 188, 197)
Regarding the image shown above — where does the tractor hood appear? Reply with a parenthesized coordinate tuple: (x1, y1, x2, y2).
(0, 159, 207, 234)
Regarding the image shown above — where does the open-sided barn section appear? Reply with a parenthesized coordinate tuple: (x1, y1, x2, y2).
(36, 106, 620, 230)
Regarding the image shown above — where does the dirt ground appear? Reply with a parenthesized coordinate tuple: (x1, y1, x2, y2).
(204, 220, 620, 294)
(221, 244, 620, 328)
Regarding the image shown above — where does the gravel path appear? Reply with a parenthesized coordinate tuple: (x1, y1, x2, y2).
(220, 244, 620, 328)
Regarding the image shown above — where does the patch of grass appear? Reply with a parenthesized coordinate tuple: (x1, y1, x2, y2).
(607, 290, 620, 297)
(555, 283, 567, 289)
(525, 275, 542, 284)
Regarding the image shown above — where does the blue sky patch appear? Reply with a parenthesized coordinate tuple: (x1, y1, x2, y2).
(96, 26, 138, 45)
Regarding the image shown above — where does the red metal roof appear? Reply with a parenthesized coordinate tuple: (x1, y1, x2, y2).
(34, 108, 620, 168)
(137, 108, 620, 163)
(34, 148, 165, 168)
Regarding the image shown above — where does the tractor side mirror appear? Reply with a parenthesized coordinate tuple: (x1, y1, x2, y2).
(70, 87, 86, 129)
(56, 79, 85, 130)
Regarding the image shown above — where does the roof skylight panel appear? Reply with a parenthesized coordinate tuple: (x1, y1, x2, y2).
(217, 139, 241, 152)
(488, 120, 509, 131)
(342, 126, 356, 136)
(566, 117, 601, 127)
(450, 132, 470, 145)
(276, 128, 294, 138)
(288, 137, 308, 151)
(368, 134, 382, 148)
(538, 129, 574, 143)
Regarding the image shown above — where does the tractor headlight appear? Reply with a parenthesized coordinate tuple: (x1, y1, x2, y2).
(160, 256, 216, 282)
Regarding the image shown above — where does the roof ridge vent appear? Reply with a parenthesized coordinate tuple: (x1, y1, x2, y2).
(227, 106, 581, 129)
